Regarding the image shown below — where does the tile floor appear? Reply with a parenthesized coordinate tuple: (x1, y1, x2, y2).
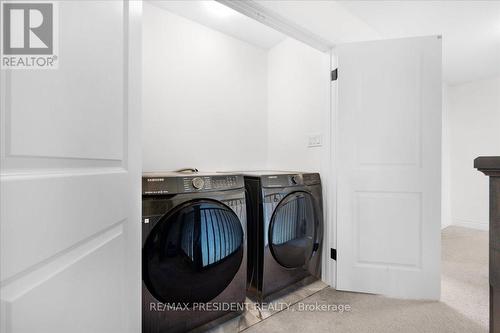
(206, 279, 328, 333)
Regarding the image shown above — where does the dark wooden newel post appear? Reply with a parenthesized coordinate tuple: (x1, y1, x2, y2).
(475, 156, 500, 333)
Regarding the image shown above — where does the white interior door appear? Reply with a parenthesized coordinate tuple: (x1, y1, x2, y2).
(335, 36, 442, 299)
(0, 1, 141, 332)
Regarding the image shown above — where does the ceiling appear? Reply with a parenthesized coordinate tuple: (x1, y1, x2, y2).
(338, 1, 500, 85)
(257, 0, 500, 85)
(149, 0, 499, 85)
(148, 0, 287, 50)
(255, 0, 381, 44)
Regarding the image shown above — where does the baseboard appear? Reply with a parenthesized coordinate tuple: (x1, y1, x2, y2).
(452, 218, 489, 231)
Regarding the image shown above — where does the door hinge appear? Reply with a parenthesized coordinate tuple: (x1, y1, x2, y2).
(330, 248, 337, 260)
(331, 69, 338, 81)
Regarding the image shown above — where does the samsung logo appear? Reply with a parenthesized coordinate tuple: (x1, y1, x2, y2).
(146, 178, 164, 182)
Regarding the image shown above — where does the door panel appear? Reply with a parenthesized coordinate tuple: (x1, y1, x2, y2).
(335, 36, 441, 299)
(2, 226, 124, 333)
(0, 1, 141, 332)
(7, 1, 124, 161)
(0, 172, 128, 281)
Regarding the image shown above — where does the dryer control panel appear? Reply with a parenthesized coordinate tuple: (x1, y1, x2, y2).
(142, 174, 244, 195)
(260, 173, 321, 188)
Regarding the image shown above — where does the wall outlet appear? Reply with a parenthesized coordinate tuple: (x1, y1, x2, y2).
(308, 134, 323, 147)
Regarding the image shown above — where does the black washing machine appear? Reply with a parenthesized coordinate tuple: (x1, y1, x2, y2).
(142, 172, 247, 333)
(243, 171, 323, 302)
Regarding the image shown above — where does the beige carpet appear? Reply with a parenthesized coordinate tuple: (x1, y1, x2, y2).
(241, 226, 489, 333)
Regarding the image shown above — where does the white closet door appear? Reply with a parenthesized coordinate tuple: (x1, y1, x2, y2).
(335, 36, 442, 299)
(0, 1, 141, 332)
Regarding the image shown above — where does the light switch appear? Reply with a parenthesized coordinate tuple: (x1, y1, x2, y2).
(308, 134, 323, 147)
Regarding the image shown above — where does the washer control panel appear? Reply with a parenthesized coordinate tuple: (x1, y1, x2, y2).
(142, 177, 174, 195)
(182, 175, 241, 192)
(143, 174, 243, 195)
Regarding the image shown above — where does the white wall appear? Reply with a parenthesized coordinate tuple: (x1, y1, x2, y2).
(143, 3, 331, 174)
(142, 2, 268, 172)
(266, 37, 330, 171)
(266, 37, 331, 286)
(449, 76, 500, 230)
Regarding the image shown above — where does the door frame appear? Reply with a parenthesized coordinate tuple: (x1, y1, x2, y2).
(128, 2, 143, 329)
(325, 50, 338, 288)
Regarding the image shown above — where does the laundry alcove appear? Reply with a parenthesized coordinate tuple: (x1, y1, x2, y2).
(142, 0, 442, 300)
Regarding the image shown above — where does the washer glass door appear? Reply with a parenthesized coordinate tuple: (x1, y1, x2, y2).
(269, 191, 316, 268)
(143, 200, 244, 305)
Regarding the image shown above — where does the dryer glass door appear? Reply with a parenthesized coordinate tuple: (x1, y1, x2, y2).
(143, 200, 244, 305)
(269, 191, 316, 268)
